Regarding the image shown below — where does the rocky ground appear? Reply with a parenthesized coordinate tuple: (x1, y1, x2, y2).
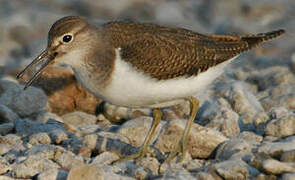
(0, 0, 295, 179)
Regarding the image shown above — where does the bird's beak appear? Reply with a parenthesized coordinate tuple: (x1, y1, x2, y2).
(16, 49, 57, 89)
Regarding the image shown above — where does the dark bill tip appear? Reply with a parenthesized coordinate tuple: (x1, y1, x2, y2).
(16, 50, 56, 90)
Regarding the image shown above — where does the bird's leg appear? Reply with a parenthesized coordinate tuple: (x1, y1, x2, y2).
(165, 97, 199, 163)
(119, 108, 162, 161)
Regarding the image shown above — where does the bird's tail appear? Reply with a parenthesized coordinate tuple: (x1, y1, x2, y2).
(241, 29, 285, 48)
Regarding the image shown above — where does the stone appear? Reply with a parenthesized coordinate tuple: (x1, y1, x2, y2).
(268, 106, 289, 119)
(258, 85, 295, 111)
(28, 132, 51, 145)
(255, 173, 277, 180)
(136, 157, 160, 175)
(103, 102, 151, 123)
(25, 144, 65, 160)
(0, 123, 14, 135)
(262, 159, 295, 175)
(36, 112, 64, 123)
(37, 168, 68, 180)
(62, 111, 97, 127)
(0, 144, 12, 155)
(155, 119, 227, 159)
(15, 118, 64, 136)
(0, 176, 15, 180)
(258, 138, 295, 158)
(281, 150, 295, 162)
(32, 67, 102, 115)
(196, 98, 240, 137)
(195, 172, 215, 180)
(265, 113, 295, 138)
(49, 129, 68, 144)
(118, 116, 164, 147)
(215, 138, 257, 161)
(67, 164, 133, 180)
(237, 131, 263, 143)
(11, 164, 39, 179)
(55, 151, 84, 170)
(246, 66, 295, 91)
(282, 173, 295, 180)
(215, 80, 267, 131)
(83, 134, 98, 150)
(97, 131, 133, 156)
(0, 104, 19, 123)
(12, 155, 59, 174)
(91, 151, 120, 165)
(208, 159, 259, 180)
(0, 81, 47, 117)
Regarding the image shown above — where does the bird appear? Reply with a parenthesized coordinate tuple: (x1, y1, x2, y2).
(16, 16, 285, 163)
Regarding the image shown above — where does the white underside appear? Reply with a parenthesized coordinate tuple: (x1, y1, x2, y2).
(66, 48, 238, 108)
(93, 49, 238, 108)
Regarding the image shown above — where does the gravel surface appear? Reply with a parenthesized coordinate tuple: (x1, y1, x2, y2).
(0, 0, 294, 179)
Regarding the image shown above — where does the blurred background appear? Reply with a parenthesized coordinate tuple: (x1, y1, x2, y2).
(0, 0, 294, 117)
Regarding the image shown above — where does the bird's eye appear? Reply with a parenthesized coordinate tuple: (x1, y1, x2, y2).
(62, 34, 72, 43)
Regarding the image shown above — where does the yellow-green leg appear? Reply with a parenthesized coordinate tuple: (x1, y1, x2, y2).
(165, 97, 199, 163)
(119, 108, 162, 161)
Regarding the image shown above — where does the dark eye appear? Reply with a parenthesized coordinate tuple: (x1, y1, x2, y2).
(62, 35, 72, 43)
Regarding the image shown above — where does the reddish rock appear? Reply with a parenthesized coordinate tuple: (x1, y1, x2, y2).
(24, 66, 102, 115)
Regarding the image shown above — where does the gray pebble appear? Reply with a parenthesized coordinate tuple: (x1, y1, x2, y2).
(197, 98, 240, 137)
(0, 82, 47, 117)
(208, 159, 259, 179)
(0, 123, 14, 136)
(0, 104, 19, 123)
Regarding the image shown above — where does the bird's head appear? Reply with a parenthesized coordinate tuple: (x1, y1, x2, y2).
(17, 16, 98, 89)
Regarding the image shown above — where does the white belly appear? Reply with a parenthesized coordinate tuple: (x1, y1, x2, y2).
(95, 50, 238, 108)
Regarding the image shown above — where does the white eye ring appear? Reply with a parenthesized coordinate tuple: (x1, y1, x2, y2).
(62, 34, 73, 43)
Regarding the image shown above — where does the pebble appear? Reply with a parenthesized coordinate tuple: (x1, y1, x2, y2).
(37, 168, 68, 180)
(0, 123, 14, 135)
(237, 131, 263, 143)
(32, 66, 102, 116)
(28, 132, 51, 145)
(91, 151, 120, 165)
(208, 159, 259, 179)
(282, 173, 295, 180)
(155, 119, 227, 159)
(258, 138, 295, 158)
(67, 164, 133, 180)
(15, 118, 63, 136)
(281, 150, 295, 162)
(258, 85, 295, 111)
(118, 116, 164, 147)
(0, 82, 47, 117)
(197, 98, 240, 137)
(215, 80, 268, 131)
(262, 159, 295, 175)
(49, 129, 68, 144)
(265, 113, 295, 138)
(215, 138, 257, 161)
(61, 111, 97, 127)
(0, 104, 19, 123)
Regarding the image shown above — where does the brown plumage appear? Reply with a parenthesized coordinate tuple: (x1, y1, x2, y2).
(103, 21, 285, 80)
